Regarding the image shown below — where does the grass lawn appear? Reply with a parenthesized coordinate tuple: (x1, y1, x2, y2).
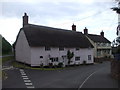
(2, 71, 7, 80)
(0, 71, 1, 80)
(2, 56, 14, 63)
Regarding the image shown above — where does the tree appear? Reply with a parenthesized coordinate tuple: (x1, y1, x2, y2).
(67, 50, 74, 65)
(2, 37, 12, 55)
(111, 0, 120, 54)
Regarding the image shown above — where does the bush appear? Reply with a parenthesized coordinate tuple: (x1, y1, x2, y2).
(49, 63, 53, 68)
(83, 61, 86, 65)
(58, 62, 63, 68)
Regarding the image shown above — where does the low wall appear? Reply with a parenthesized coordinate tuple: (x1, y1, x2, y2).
(111, 60, 120, 80)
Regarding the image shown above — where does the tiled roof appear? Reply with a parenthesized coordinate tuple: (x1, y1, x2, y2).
(86, 34, 111, 43)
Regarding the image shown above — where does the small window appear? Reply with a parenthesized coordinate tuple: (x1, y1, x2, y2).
(76, 48, 79, 51)
(59, 47, 64, 51)
(40, 56, 43, 58)
(45, 47, 51, 51)
(50, 58, 54, 62)
(50, 57, 58, 62)
(55, 57, 58, 62)
(50, 58, 53, 60)
(88, 55, 91, 60)
(97, 43, 100, 46)
(75, 57, 80, 61)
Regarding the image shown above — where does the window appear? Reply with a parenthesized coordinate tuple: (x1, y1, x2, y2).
(40, 56, 43, 58)
(50, 57, 58, 62)
(76, 48, 79, 51)
(55, 57, 58, 62)
(97, 49, 101, 56)
(45, 47, 51, 51)
(97, 43, 100, 46)
(59, 47, 64, 51)
(103, 43, 106, 46)
(88, 55, 91, 60)
(50, 58, 53, 61)
(75, 57, 80, 61)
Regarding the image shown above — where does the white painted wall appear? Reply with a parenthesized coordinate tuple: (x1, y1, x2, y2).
(15, 30, 94, 66)
(15, 30, 31, 64)
(30, 47, 94, 66)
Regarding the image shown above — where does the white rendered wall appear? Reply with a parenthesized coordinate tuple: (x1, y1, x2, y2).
(15, 30, 31, 64)
(30, 47, 94, 66)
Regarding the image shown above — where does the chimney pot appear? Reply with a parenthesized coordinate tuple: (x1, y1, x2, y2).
(72, 24, 76, 31)
(84, 27, 88, 35)
(23, 12, 28, 27)
(100, 31, 104, 37)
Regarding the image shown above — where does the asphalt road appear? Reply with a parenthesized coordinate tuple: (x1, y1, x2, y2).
(2, 61, 119, 88)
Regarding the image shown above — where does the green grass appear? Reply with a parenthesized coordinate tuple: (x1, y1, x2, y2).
(2, 56, 14, 63)
(0, 71, 2, 80)
(2, 71, 7, 80)
(12, 61, 64, 71)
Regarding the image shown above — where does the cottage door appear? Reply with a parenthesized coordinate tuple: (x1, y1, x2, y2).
(40, 56, 43, 66)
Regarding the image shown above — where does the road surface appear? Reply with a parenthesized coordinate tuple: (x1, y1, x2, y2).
(2, 61, 119, 88)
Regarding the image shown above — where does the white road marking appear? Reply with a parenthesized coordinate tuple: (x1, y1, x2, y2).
(26, 86, 35, 88)
(22, 75, 28, 77)
(23, 77, 29, 79)
(19, 69, 35, 88)
(78, 69, 101, 89)
(21, 72, 26, 74)
(21, 73, 26, 75)
(2, 66, 14, 70)
(24, 80, 31, 82)
(20, 71, 25, 73)
(25, 83, 33, 85)
(20, 69, 24, 71)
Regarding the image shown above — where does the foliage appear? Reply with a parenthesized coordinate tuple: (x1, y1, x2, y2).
(12, 61, 63, 70)
(113, 37, 120, 54)
(116, 45, 120, 54)
(58, 62, 63, 68)
(83, 61, 86, 64)
(67, 50, 74, 65)
(49, 63, 53, 67)
(2, 37, 12, 55)
(2, 56, 14, 63)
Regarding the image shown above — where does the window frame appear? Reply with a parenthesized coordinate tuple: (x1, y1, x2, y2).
(40, 56, 43, 58)
(88, 55, 91, 60)
(45, 47, 51, 51)
(59, 47, 64, 51)
(76, 48, 80, 51)
(75, 56, 80, 61)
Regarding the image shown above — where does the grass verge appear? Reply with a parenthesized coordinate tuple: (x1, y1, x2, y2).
(12, 61, 64, 71)
(2, 71, 7, 80)
(2, 56, 14, 63)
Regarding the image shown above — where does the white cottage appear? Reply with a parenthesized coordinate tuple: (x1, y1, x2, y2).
(83, 27, 111, 58)
(14, 13, 94, 67)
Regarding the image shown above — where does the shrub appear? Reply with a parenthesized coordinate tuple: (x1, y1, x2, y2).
(49, 63, 53, 68)
(58, 62, 63, 68)
(83, 61, 86, 65)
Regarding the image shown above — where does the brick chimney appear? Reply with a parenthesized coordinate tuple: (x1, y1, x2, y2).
(23, 13, 28, 27)
(72, 24, 76, 31)
(100, 31, 104, 37)
(84, 27, 88, 35)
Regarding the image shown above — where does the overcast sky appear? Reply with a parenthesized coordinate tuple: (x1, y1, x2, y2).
(0, 0, 119, 44)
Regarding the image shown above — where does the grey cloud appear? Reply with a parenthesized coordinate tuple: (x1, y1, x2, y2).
(2, 1, 115, 25)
